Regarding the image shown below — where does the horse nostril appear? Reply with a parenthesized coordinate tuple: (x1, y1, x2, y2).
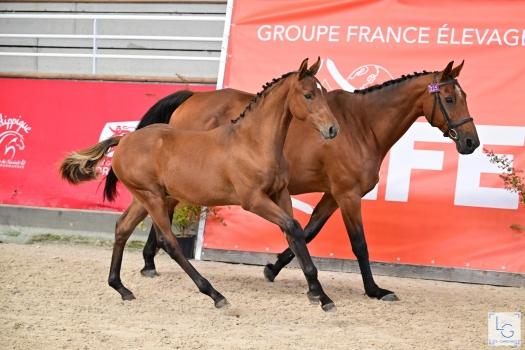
(328, 126, 336, 138)
(466, 138, 474, 150)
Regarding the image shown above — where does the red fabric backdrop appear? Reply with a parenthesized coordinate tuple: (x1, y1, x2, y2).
(1, 0, 524, 274)
(0, 79, 214, 211)
(203, 0, 525, 273)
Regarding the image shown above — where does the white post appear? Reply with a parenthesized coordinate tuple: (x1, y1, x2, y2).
(216, 0, 234, 90)
(93, 19, 98, 74)
(195, 0, 235, 260)
(194, 208, 207, 260)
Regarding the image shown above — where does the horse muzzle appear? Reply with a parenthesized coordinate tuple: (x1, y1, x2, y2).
(320, 124, 340, 140)
(455, 134, 480, 155)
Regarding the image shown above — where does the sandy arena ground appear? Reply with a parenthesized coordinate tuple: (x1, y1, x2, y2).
(0, 242, 524, 350)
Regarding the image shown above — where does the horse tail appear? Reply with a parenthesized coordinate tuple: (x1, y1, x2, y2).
(94, 91, 193, 202)
(136, 89, 194, 129)
(101, 89, 195, 202)
(59, 136, 123, 186)
(103, 166, 119, 203)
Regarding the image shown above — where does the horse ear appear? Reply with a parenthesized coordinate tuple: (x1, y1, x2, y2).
(298, 58, 309, 79)
(308, 56, 321, 75)
(440, 61, 454, 80)
(449, 60, 465, 78)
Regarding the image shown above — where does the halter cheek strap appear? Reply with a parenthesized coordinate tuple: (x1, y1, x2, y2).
(428, 72, 473, 139)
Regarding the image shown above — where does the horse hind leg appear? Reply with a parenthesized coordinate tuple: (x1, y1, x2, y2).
(140, 194, 229, 309)
(108, 198, 149, 300)
(140, 224, 160, 278)
(140, 197, 178, 278)
(140, 211, 166, 279)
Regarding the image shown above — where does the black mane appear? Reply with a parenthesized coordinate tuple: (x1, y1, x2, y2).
(231, 70, 314, 124)
(353, 70, 438, 94)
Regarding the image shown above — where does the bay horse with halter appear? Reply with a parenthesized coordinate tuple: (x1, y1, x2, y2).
(130, 60, 479, 302)
(59, 58, 341, 311)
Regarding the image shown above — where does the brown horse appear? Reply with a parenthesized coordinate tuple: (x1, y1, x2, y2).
(132, 60, 479, 302)
(59, 58, 341, 311)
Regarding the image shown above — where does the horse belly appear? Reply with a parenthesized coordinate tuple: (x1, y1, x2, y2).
(161, 150, 240, 207)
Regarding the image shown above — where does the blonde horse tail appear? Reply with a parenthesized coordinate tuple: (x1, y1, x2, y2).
(59, 136, 123, 185)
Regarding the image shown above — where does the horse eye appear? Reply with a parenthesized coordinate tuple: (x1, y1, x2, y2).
(304, 94, 313, 100)
(445, 97, 454, 103)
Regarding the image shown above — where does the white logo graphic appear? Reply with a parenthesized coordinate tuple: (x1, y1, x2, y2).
(97, 121, 137, 175)
(99, 121, 137, 142)
(488, 312, 521, 346)
(0, 114, 31, 169)
(320, 58, 393, 92)
(0, 130, 24, 159)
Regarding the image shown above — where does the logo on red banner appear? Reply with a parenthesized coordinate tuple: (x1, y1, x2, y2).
(96, 121, 137, 175)
(318, 59, 393, 92)
(0, 113, 31, 169)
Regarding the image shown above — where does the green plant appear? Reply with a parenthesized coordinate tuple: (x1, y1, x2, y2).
(26, 233, 145, 250)
(136, 221, 148, 231)
(172, 203, 225, 237)
(3, 230, 21, 237)
(484, 148, 525, 231)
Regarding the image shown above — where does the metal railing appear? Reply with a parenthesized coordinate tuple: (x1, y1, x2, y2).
(0, 14, 225, 74)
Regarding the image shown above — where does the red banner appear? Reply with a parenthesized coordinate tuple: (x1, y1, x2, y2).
(0, 78, 214, 211)
(204, 0, 525, 273)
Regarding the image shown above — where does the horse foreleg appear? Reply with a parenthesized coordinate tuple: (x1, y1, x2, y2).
(141, 196, 229, 309)
(140, 197, 178, 278)
(108, 198, 149, 300)
(247, 190, 335, 312)
(264, 193, 339, 282)
(335, 192, 398, 301)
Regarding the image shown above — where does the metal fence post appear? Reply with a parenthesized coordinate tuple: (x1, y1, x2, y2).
(93, 19, 98, 74)
(216, 0, 234, 90)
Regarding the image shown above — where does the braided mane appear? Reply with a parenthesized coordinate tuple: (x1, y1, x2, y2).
(231, 70, 314, 124)
(353, 70, 438, 94)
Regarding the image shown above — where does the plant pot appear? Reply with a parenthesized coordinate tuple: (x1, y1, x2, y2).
(177, 235, 197, 259)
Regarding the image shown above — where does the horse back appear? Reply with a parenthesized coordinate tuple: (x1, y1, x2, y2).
(170, 88, 254, 131)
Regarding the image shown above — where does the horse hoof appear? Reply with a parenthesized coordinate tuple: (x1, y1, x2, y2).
(122, 293, 136, 301)
(263, 265, 276, 283)
(140, 269, 158, 278)
(380, 293, 399, 302)
(321, 302, 337, 312)
(215, 298, 230, 309)
(306, 292, 320, 306)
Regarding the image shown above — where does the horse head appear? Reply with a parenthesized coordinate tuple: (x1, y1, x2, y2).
(422, 61, 480, 154)
(289, 57, 340, 140)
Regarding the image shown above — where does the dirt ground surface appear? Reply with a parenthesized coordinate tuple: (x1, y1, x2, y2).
(1, 242, 524, 350)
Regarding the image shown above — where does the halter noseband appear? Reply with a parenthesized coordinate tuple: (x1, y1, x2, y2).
(428, 72, 473, 139)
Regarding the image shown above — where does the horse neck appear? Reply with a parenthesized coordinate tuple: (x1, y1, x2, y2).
(236, 78, 294, 154)
(352, 76, 430, 158)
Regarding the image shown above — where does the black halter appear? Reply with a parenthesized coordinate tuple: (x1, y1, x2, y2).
(428, 72, 473, 139)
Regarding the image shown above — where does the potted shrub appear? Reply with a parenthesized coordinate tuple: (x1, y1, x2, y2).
(171, 203, 225, 259)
